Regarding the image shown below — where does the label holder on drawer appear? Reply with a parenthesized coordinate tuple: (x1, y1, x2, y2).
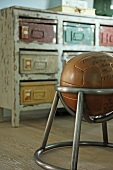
(34, 60, 47, 70)
(33, 90, 47, 100)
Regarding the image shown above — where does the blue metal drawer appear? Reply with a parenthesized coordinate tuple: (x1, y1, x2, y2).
(63, 22, 95, 45)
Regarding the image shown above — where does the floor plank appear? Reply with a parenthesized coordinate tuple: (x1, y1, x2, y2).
(0, 114, 113, 170)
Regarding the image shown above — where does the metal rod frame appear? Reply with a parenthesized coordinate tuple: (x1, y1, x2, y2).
(34, 86, 113, 170)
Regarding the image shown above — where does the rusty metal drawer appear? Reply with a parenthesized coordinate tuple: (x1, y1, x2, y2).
(20, 81, 56, 105)
(63, 22, 95, 45)
(20, 51, 58, 74)
(19, 19, 57, 43)
(100, 26, 113, 46)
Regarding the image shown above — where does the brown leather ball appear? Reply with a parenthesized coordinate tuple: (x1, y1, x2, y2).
(60, 52, 113, 116)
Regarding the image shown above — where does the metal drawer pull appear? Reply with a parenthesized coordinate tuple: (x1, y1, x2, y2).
(34, 61, 47, 70)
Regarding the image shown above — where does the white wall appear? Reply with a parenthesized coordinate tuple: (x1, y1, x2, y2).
(0, 0, 95, 10)
(1, 0, 113, 10)
(0, 0, 50, 9)
(86, 0, 94, 8)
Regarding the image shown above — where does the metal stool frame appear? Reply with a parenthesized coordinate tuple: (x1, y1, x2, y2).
(34, 85, 113, 170)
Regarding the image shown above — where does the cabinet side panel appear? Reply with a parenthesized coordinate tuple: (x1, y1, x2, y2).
(0, 8, 14, 109)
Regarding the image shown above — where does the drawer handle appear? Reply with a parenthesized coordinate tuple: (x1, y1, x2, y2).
(34, 61, 47, 70)
(33, 90, 46, 100)
(109, 35, 113, 43)
(31, 29, 44, 39)
(72, 32, 84, 41)
(100, 33, 113, 44)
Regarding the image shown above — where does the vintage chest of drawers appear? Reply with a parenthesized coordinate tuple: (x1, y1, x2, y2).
(0, 6, 113, 127)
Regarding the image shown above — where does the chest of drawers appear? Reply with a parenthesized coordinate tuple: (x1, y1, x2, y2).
(0, 6, 113, 127)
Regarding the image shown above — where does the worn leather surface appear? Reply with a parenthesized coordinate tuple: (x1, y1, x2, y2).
(60, 52, 113, 116)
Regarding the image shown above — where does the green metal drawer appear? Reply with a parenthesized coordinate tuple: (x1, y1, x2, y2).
(63, 22, 95, 45)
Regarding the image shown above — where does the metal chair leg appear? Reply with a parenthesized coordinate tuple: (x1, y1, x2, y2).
(71, 92, 84, 170)
(102, 121, 108, 145)
(41, 91, 59, 148)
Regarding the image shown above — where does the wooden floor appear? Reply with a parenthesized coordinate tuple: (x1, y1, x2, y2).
(0, 113, 113, 170)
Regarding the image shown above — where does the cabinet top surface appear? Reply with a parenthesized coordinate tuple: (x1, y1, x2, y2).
(2, 5, 113, 20)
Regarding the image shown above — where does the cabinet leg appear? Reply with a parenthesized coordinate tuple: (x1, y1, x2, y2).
(0, 108, 4, 122)
(11, 109, 20, 127)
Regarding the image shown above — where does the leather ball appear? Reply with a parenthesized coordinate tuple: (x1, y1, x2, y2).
(60, 52, 113, 116)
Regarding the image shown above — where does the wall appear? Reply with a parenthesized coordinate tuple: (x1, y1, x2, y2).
(0, 0, 50, 9)
(0, 0, 95, 10)
(86, 0, 94, 8)
(1, 1, 113, 11)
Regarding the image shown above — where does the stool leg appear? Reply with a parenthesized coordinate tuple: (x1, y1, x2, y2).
(102, 121, 108, 145)
(71, 92, 84, 170)
(41, 91, 59, 148)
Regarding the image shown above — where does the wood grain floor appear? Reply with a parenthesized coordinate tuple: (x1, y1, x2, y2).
(0, 113, 113, 170)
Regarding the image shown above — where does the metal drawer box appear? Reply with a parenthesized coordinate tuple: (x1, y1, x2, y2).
(63, 22, 95, 45)
(20, 51, 58, 74)
(63, 52, 87, 67)
(20, 81, 56, 105)
(100, 26, 113, 46)
(19, 19, 57, 43)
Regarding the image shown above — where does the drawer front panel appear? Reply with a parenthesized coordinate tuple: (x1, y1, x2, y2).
(20, 81, 56, 105)
(100, 26, 113, 46)
(20, 51, 58, 74)
(63, 52, 87, 67)
(63, 52, 87, 63)
(63, 52, 113, 66)
(19, 19, 57, 43)
(63, 22, 95, 45)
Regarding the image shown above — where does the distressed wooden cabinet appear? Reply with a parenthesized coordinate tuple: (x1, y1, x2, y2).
(0, 6, 113, 127)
